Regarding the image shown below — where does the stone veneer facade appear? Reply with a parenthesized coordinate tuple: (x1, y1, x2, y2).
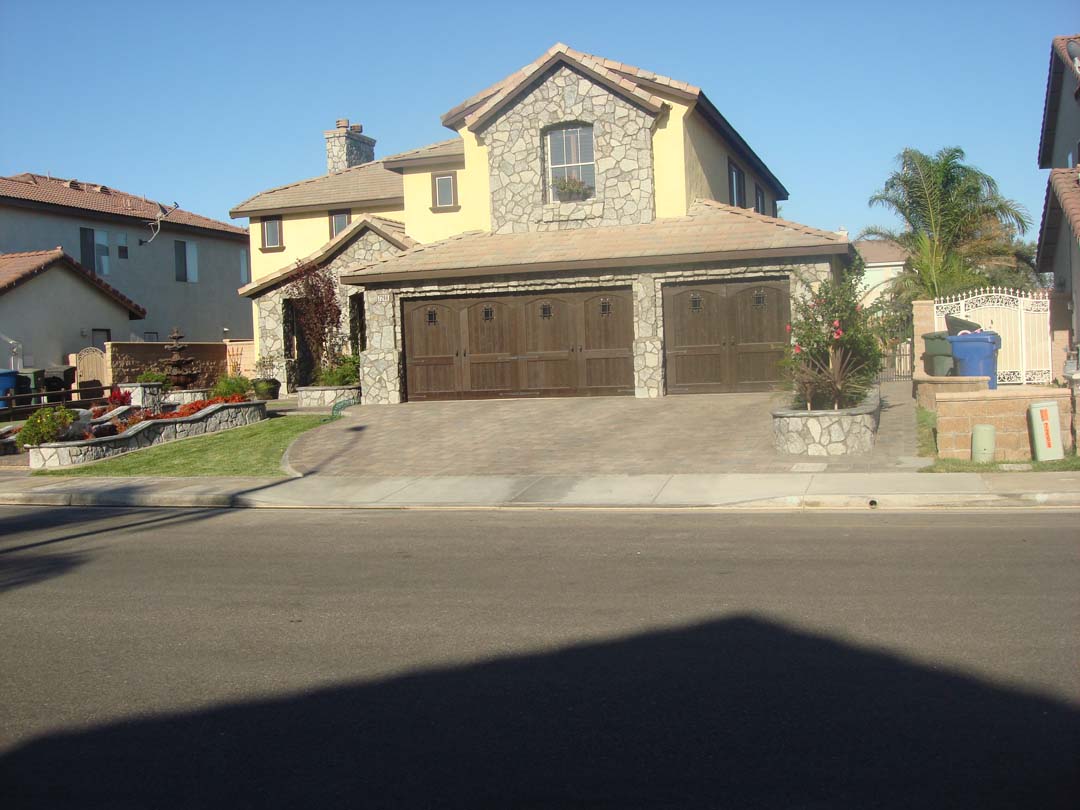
(478, 64, 656, 234)
(324, 121, 376, 173)
(355, 259, 834, 405)
(296, 385, 361, 410)
(256, 228, 407, 392)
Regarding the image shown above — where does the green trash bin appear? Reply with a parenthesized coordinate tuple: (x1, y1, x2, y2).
(922, 331, 954, 376)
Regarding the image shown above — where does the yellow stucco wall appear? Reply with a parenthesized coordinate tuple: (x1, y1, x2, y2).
(682, 109, 776, 215)
(400, 130, 491, 244)
(652, 95, 691, 219)
(248, 203, 404, 282)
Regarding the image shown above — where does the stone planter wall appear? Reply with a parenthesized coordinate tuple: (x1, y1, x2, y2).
(29, 401, 267, 469)
(912, 371, 989, 411)
(117, 382, 166, 411)
(165, 388, 212, 406)
(772, 390, 882, 456)
(297, 386, 361, 410)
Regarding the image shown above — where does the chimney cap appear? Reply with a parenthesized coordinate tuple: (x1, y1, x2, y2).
(349, 123, 363, 134)
(335, 118, 349, 129)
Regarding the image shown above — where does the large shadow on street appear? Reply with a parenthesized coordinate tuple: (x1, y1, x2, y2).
(2, 615, 1077, 808)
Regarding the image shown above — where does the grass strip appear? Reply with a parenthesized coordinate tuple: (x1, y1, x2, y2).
(35, 415, 331, 478)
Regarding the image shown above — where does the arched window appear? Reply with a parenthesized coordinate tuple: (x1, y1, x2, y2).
(547, 124, 595, 203)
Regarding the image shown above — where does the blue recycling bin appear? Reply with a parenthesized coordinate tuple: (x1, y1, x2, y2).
(0, 369, 17, 409)
(947, 332, 1001, 389)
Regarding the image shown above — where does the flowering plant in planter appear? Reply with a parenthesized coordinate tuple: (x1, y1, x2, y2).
(552, 176, 593, 202)
(784, 267, 882, 410)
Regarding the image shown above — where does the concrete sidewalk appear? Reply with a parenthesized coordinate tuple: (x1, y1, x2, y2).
(0, 470, 1078, 510)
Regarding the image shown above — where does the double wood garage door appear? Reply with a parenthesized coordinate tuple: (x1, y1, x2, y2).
(401, 278, 790, 401)
(403, 289, 635, 400)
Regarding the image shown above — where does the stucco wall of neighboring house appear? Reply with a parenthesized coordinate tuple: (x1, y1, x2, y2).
(0, 205, 252, 341)
(860, 261, 906, 306)
(1047, 87, 1080, 168)
(683, 109, 776, 215)
(477, 63, 657, 234)
(0, 264, 138, 367)
(249, 203, 405, 282)
(399, 131, 491, 244)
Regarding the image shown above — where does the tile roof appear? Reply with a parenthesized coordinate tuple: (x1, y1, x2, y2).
(1037, 168, 1080, 272)
(0, 248, 146, 317)
(0, 174, 246, 238)
(854, 239, 908, 264)
(341, 200, 848, 285)
(380, 139, 465, 170)
(1038, 34, 1080, 168)
(239, 216, 416, 298)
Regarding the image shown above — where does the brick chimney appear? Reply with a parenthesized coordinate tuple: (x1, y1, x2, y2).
(324, 118, 375, 173)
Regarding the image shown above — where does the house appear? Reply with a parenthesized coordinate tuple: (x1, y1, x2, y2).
(0, 248, 146, 368)
(0, 173, 252, 344)
(1036, 34, 1080, 342)
(854, 239, 908, 306)
(233, 43, 852, 401)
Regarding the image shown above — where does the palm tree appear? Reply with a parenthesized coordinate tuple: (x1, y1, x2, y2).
(860, 147, 1031, 299)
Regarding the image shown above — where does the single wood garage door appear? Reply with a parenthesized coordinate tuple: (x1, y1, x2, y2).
(663, 278, 790, 394)
(403, 289, 634, 401)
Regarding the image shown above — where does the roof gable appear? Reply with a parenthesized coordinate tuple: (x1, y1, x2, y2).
(1038, 34, 1080, 169)
(0, 248, 146, 317)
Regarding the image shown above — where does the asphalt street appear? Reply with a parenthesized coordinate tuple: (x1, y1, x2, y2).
(0, 506, 1077, 808)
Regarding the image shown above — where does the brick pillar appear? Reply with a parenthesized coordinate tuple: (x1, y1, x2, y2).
(912, 299, 935, 375)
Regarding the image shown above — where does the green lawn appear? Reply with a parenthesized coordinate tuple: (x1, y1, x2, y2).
(915, 407, 937, 457)
(924, 454, 1080, 473)
(36, 415, 331, 477)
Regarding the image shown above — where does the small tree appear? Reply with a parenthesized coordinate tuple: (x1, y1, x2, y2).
(284, 261, 342, 375)
(785, 267, 882, 410)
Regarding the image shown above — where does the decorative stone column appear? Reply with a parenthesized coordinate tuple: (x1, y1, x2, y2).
(360, 291, 402, 404)
(632, 273, 664, 398)
(256, 290, 289, 384)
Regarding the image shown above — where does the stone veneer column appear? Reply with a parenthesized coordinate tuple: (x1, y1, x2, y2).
(256, 290, 289, 384)
(360, 292, 401, 404)
(632, 273, 664, 398)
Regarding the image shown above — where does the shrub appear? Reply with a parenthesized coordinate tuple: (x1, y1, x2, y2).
(17, 406, 76, 449)
(211, 375, 252, 398)
(107, 386, 132, 407)
(135, 370, 172, 391)
(784, 268, 882, 410)
(254, 353, 282, 380)
(316, 355, 360, 386)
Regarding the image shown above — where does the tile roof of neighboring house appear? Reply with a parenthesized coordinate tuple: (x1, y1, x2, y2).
(238, 216, 416, 298)
(380, 139, 466, 170)
(1037, 168, 1080, 272)
(0, 174, 246, 239)
(439, 42, 787, 199)
(341, 200, 848, 285)
(0, 248, 146, 317)
(854, 239, 908, 264)
(1038, 34, 1080, 168)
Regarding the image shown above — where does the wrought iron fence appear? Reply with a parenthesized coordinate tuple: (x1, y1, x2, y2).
(878, 341, 913, 382)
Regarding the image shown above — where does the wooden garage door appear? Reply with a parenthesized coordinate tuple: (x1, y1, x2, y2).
(403, 289, 634, 401)
(663, 278, 790, 394)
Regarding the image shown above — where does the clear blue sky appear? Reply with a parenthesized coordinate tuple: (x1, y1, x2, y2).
(1, 0, 1075, 240)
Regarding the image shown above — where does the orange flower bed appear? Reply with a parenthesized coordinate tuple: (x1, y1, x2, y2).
(145, 395, 248, 421)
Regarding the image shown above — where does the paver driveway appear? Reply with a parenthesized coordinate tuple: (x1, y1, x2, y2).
(286, 382, 918, 476)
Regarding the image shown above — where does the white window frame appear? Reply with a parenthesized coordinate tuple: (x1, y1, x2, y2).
(547, 124, 595, 203)
(261, 217, 282, 249)
(434, 175, 455, 208)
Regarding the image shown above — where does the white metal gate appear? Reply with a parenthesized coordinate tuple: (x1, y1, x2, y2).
(933, 288, 1051, 385)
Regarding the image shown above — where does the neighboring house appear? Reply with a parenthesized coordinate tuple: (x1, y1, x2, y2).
(0, 174, 252, 343)
(0, 248, 145, 368)
(1036, 34, 1080, 341)
(234, 43, 851, 400)
(853, 239, 908, 306)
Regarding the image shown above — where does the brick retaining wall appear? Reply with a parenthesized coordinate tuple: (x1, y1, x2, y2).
(912, 371, 990, 411)
(936, 387, 1072, 461)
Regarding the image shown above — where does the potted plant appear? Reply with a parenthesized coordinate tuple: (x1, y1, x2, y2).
(252, 353, 282, 400)
(552, 176, 592, 203)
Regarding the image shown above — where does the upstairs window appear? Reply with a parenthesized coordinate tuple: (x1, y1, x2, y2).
(261, 216, 283, 251)
(240, 249, 250, 285)
(117, 232, 129, 260)
(728, 159, 746, 208)
(329, 209, 351, 238)
(547, 124, 595, 202)
(174, 240, 198, 283)
(79, 227, 110, 275)
(431, 172, 459, 211)
(754, 184, 767, 215)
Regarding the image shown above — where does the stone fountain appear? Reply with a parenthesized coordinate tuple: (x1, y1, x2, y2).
(160, 328, 197, 390)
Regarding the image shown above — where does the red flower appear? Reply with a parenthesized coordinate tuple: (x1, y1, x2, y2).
(833, 329, 844, 339)
(785, 323, 792, 333)
(793, 344, 802, 354)
(856, 304, 863, 312)
(832, 319, 840, 328)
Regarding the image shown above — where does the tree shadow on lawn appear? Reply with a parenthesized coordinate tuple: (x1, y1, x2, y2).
(2, 614, 1076, 809)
